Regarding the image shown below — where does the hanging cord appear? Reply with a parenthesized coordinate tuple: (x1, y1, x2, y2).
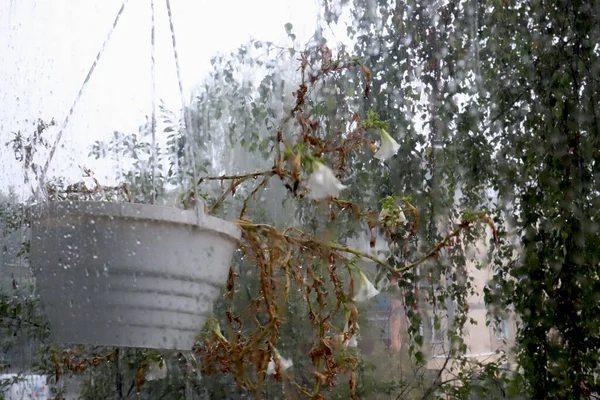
(165, 0, 201, 222)
(37, 0, 130, 200)
(150, 0, 157, 205)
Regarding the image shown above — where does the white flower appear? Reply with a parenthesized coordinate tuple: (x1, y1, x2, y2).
(397, 210, 407, 223)
(306, 161, 347, 200)
(145, 360, 167, 381)
(266, 349, 293, 375)
(379, 207, 406, 224)
(353, 269, 380, 302)
(344, 336, 358, 348)
(374, 129, 400, 160)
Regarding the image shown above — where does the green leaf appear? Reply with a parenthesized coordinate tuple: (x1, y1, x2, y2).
(415, 351, 424, 364)
(415, 334, 424, 347)
(434, 315, 441, 330)
(284, 23, 293, 34)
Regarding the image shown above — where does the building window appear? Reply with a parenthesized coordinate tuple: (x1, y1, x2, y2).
(420, 314, 444, 343)
(415, 266, 440, 289)
(496, 318, 509, 340)
(432, 315, 444, 343)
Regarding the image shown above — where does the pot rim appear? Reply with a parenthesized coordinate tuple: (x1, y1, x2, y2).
(27, 201, 241, 243)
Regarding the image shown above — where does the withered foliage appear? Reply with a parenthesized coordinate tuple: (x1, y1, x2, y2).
(194, 50, 375, 398)
(189, 49, 495, 398)
(45, 48, 494, 399)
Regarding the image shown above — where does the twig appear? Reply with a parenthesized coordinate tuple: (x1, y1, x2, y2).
(236, 218, 486, 281)
(237, 220, 398, 278)
(198, 169, 276, 184)
(396, 221, 471, 274)
(291, 381, 312, 397)
(240, 176, 271, 218)
(420, 351, 451, 399)
(209, 172, 275, 214)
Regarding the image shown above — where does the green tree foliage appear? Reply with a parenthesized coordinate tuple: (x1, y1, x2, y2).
(480, 1, 600, 398)
(321, 0, 600, 397)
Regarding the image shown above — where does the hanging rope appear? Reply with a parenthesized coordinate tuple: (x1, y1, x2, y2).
(150, 0, 157, 205)
(38, 0, 130, 198)
(165, 0, 201, 220)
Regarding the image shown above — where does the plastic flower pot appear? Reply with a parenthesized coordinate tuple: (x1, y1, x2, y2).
(28, 201, 240, 350)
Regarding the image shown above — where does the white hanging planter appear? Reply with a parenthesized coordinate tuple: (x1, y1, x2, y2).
(28, 201, 240, 350)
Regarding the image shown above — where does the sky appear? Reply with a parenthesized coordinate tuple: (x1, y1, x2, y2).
(0, 0, 322, 196)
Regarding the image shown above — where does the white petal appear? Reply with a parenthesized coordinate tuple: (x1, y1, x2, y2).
(266, 352, 293, 375)
(344, 336, 358, 348)
(397, 211, 407, 223)
(353, 271, 380, 302)
(146, 360, 167, 381)
(279, 356, 293, 371)
(266, 359, 276, 375)
(378, 208, 390, 221)
(313, 171, 325, 186)
(307, 162, 347, 200)
(379, 207, 407, 225)
(374, 129, 400, 161)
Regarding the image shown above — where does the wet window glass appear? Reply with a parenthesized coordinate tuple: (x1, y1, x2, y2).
(1, 0, 599, 398)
